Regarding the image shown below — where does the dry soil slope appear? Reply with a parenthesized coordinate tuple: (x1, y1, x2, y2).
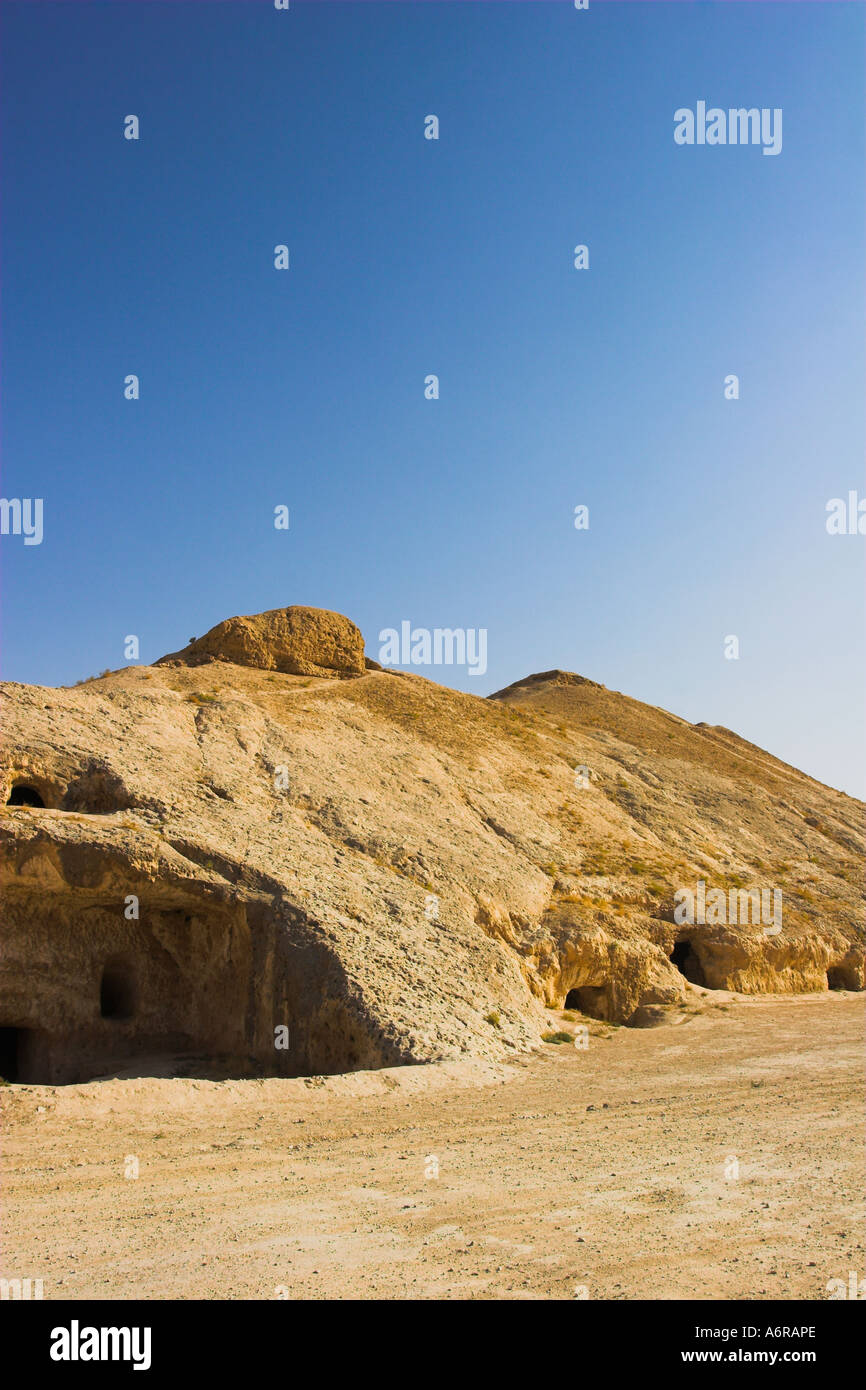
(1, 611, 862, 1080)
(488, 668, 863, 1001)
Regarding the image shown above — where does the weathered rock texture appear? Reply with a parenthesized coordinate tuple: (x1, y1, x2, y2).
(0, 609, 862, 1083)
(157, 605, 366, 678)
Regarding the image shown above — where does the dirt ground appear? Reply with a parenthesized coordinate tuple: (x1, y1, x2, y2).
(1, 993, 862, 1301)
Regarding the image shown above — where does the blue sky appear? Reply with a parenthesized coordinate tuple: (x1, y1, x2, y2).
(1, 0, 863, 795)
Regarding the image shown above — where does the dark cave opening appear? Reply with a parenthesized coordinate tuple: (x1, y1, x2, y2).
(669, 939, 707, 987)
(564, 985, 609, 1019)
(6, 784, 45, 808)
(100, 963, 137, 1020)
(0, 1027, 31, 1081)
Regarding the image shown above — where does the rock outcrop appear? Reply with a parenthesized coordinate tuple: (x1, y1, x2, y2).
(156, 605, 366, 678)
(0, 605, 862, 1084)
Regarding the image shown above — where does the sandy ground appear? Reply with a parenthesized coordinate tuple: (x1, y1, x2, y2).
(1, 993, 863, 1301)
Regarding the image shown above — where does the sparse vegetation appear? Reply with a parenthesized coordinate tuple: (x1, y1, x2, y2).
(74, 669, 112, 685)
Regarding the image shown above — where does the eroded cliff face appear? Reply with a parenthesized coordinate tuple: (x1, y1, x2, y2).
(1, 607, 862, 1082)
(0, 825, 409, 1084)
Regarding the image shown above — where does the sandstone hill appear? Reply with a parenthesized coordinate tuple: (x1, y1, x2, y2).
(157, 604, 367, 677)
(1, 606, 862, 1084)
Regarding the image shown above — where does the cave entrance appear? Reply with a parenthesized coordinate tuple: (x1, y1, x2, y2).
(670, 939, 707, 987)
(0, 1027, 30, 1082)
(827, 968, 850, 991)
(100, 963, 137, 1020)
(6, 784, 45, 807)
(565, 985, 608, 1020)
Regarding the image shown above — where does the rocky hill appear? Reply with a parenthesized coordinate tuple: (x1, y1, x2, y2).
(1, 606, 862, 1084)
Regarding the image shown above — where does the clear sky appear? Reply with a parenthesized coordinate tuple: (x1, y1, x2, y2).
(1, 0, 864, 796)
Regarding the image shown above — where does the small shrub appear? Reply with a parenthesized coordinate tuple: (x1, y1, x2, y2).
(74, 668, 112, 685)
(485, 1010, 501, 1028)
(542, 1031, 574, 1045)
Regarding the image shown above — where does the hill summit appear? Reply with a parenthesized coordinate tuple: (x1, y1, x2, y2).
(157, 604, 367, 677)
